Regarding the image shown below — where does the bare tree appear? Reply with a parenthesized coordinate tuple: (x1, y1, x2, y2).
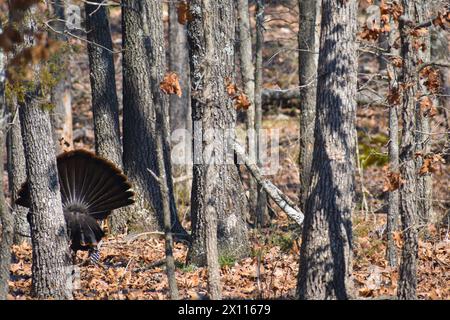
(397, 0, 421, 300)
(168, 1, 191, 136)
(386, 14, 399, 268)
(0, 24, 13, 299)
(85, 0, 125, 233)
(297, 0, 358, 300)
(254, 0, 269, 227)
(49, 0, 72, 152)
(186, 0, 250, 265)
(415, 2, 433, 226)
(154, 100, 179, 300)
(6, 97, 28, 244)
(237, 0, 257, 212)
(122, 0, 185, 235)
(298, 0, 320, 210)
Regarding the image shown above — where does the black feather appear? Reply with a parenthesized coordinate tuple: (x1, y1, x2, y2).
(16, 150, 135, 252)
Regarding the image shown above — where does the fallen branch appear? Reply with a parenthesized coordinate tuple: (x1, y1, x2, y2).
(232, 140, 304, 225)
(262, 88, 386, 106)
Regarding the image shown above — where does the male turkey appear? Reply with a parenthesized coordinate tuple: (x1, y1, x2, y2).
(16, 150, 134, 263)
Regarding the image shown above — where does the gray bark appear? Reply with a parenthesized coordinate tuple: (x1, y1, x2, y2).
(168, 2, 191, 135)
(386, 15, 398, 268)
(49, 0, 73, 152)
(86, 1, 122, 167)
(237, 0, 257, 212)
(397, 0, 420, 300)
(415, 2, 433, 226)
(85, 0, 124, 233)
(168, 1, 192, 199)
(154, 99, 179, 300)
(186, 0, 250, 265)
(254, 0, 269, 227)
(297, 0, 358, 300)
(205, 204, 222, 299)
(17, 10, 73, 299)
(19, 94, 73, 299)
(298, 0, 321, 211)
(0, 29, 13, 299)
(122, 0, 185, 235)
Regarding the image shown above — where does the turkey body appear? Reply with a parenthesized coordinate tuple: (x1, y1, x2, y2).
(16, 150, 134, 253)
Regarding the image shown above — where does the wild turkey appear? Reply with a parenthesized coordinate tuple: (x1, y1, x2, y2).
(16, 150, 134, 263)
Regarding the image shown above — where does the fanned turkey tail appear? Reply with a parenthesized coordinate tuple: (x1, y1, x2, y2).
(16, 150, 135, 252)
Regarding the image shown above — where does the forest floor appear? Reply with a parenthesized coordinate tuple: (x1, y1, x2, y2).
(7, 116, 449, 300)
(5, 2, 450, 300)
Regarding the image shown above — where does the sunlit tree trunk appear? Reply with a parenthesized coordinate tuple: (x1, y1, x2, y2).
(297, 0, 358, 300)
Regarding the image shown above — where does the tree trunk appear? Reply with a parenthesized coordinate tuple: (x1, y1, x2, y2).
(386, 15, 398, 268)
(6, 99, 29, 244)
(397, 0, 420, 300)
(415, 2, 433, 226)
(122, 0, 185, 235)
(168, 1, 192, 210)
(49, 0, 72, 152)
(85, 0, 125, 234)
(0, 31, 13, 299)
(297, 0, 358, 300)
(237, 0, 257, 213)
(14, 9, 73, 299)
(19, 93, 74, 299)
(155, 98, 179, 300)
(298, 0, 320, 211)
(254, 0, 269, 227)
(186, 0, 250, 265)
(205, 204, 222, 299)
(168, 2, 191, 135)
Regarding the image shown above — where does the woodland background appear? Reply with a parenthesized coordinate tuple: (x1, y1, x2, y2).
(0, 0, 448, 300)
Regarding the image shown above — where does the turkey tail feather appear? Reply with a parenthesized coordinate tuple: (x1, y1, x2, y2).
(16, 150, 135, 218)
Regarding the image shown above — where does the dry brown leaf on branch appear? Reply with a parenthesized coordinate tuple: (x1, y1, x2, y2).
(160, 72, 182, 97)
(419, 96, 437, 117)
(225, 78, 238, 97)
(391, 2, 403, 21)
(420, 66, 441, 94)
(234, 92, 251, 111)
(418, 154, 445, 175)
(383, 171, 403, 192)
(387, 86, 401, 105)
(177, 1, 193, 25)
(359, 25, 381, 41)
(432, 11, 450, 28)
(390, 56, 403, 68)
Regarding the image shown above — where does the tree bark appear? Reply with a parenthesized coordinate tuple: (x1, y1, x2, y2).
(186, 0, 250, 265)
(6, 99, 29, 244)
(168, 1, 192, 205)
(237, 0, 257, 213)
(298, 0, 320, 211)
(168, 1, 191, 135)
(297, 0, 358, 300)
(85, 0, 125, 234)
(397, 0, 420, 300)
(122, 0, 185, 235)
(14, 9, 73, 299)
(49, 0, 73, 152)
(254, 0, 269, 227)
(19, 94, 73, 299)
(0, 29, 13, 299)
(415, 2, 433, 226)
(386, 15, 398, 268)
(155, 101, 179, 300)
